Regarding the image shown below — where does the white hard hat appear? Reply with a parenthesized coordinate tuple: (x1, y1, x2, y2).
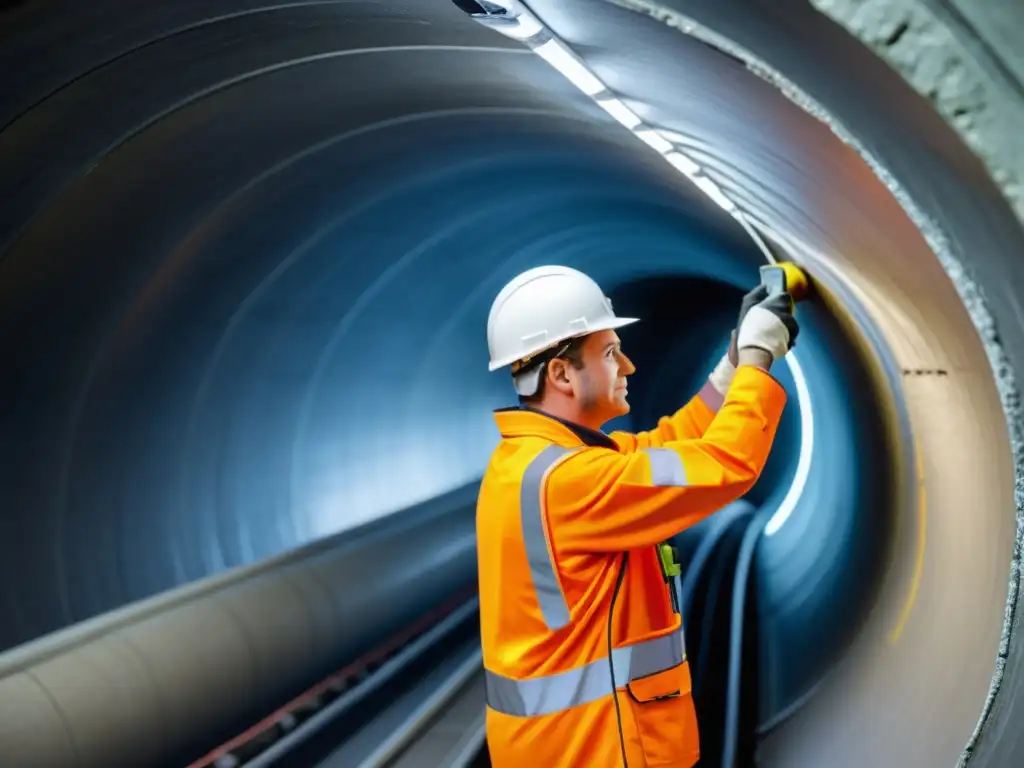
(487, 266, 638, 391)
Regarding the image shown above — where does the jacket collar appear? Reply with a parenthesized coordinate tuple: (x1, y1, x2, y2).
(493, 406, 618, 450)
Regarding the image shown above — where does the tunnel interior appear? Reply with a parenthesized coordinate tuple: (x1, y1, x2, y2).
(1, 1, 1023, 767)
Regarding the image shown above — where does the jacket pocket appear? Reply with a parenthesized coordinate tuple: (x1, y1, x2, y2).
(626, 663, 700, 767)
(628, 660, 689, 702)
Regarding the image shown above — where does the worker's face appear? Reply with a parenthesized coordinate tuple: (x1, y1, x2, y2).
(572, 330, 636, 423)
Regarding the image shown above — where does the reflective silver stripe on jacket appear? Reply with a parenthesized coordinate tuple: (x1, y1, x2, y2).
(485, 628, 686, 718)
(643, 447, 688, 486)
(520, 444, 685, 631)
(520, 444, 575, 630)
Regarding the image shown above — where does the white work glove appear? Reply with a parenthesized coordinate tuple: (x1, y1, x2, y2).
(707, 352, 737, 397)
(708, 284, 773, 396)
(736, 285, 799, 360)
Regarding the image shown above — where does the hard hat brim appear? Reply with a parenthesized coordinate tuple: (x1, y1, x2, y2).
(488, 316, 639, 372)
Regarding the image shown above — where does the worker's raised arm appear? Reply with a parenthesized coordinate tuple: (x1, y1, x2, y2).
(546, 365, 786, 553)
(613, 285, 777, 450)
(611, 353, 734, 449)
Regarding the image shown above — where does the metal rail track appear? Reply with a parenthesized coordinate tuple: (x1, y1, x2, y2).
(323, 645, 484, 768)
(195, 595, 481, 768)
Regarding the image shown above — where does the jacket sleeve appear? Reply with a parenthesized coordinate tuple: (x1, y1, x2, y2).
(611, 379, 726, 450)
(545, 365, 787, 553)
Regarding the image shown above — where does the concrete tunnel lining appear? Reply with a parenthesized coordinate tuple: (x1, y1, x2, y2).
(0, 0, 1023, 766)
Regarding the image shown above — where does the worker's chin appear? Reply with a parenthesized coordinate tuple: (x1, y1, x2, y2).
(612, 393, 630, 415)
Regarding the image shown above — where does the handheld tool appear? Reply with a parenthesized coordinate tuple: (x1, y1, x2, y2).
(759, 261, 809, 312)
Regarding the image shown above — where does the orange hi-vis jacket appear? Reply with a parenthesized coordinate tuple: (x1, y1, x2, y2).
(476, 365, 787, 768)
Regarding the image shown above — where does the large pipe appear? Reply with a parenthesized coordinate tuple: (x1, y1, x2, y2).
(0, 485, 478, 767)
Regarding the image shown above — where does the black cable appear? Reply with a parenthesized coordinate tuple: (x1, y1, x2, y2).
(608, 551, 630, 768)
(721, 511, 770, 768)
(605, 515, 759, 768)
(694, 535, 736, 699)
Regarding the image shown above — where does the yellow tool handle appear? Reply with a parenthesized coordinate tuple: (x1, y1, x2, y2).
(777, 262, 809, 301)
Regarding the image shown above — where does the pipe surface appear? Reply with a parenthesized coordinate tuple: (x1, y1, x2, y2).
(0, 483, 478, 767)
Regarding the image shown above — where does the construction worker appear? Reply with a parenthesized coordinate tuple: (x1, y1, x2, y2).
(477, 265, 797, 767)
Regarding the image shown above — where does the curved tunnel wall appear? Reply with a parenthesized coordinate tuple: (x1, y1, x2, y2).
(0, 0, 789, 651)
(2, 1, 1023, 767)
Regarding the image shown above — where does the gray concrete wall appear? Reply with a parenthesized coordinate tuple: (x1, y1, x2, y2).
(811, 0, 1024, 232)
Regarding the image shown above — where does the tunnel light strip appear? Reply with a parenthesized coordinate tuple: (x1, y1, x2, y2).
(664, 151, 701, 176)
(533, 38, 606, 96)
(635, 129, 674, 154)
(691, 175, 738, 213)
(499, 11, 544, 40)
(654, 128, 692, 145)
(501, 22, 739, 214)
(596, 96, 645, 129)
(474, 7, 813, 534)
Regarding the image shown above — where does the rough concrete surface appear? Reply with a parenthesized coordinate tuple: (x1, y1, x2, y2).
(812, 0, 1024, 228)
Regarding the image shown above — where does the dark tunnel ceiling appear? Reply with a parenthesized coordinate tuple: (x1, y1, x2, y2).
(2, 1, 1024, 767)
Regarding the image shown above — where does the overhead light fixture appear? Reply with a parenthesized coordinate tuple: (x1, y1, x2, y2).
(533, 39, 606, 96)
(691, 175, 738, 212)
(654, 128, 693, 146)
(664, 151, 701, 177)
(596, 96, 643, 129)
(452, 1, 734, 213)
(635, 129, 674, 154)
(450, 0, 545, 42)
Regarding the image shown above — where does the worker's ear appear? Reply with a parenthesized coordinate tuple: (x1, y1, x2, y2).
(547, 358, 575, 396)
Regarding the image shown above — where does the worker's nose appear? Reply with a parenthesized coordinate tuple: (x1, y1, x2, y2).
(619, 351, 636, 376)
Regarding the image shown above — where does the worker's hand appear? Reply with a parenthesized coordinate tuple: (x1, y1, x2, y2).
(736, 290, 799, 361)
(709, 346, 737, 396)
(737, 347, 774, 369)
(737, 284, 770, 326)
(729, 284, 771, 366)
